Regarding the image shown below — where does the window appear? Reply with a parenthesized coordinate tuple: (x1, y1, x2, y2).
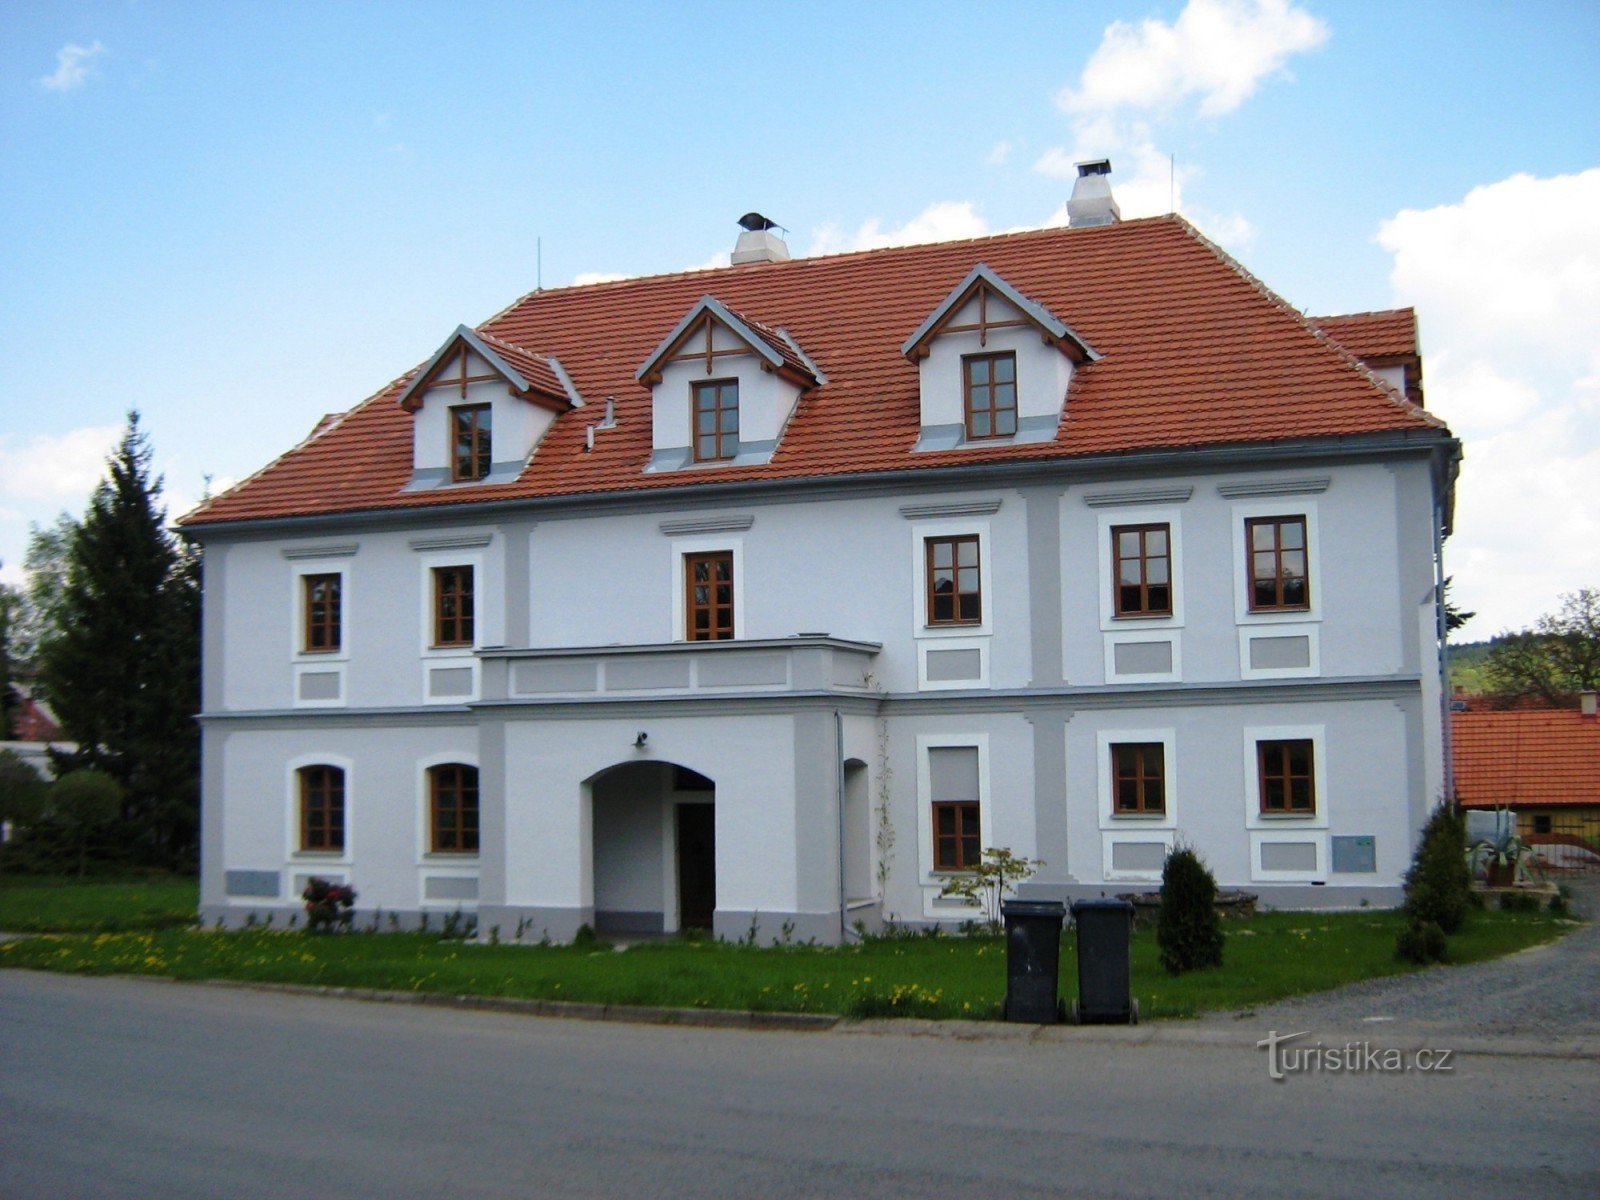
(1246, 516, 1309, 611)
(429, 763, 480, 853)
(963, 352, 1017, 440)
(692, 379, 739, 463)
(1111, 743, 1166, 815)
(1112, 524, 1172, 617)
(299, 765, 345, 852)
(303, 574, 341, 653)
(451, 404, 493, 482)
(1532, 814, 1552, 835)
(432, 566, 474, 647)
(929, 746, 981, 871)
(1258, 739, 1315, 814)
(925, 536, 982, 626)
(685, 551, 734, 641)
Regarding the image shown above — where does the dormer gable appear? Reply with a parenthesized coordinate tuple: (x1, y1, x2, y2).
(636, 295, 821, 472)
(902, 264, 1098, 452)
(398, 325, 579, 490)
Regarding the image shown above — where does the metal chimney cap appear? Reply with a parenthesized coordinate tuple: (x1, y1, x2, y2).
(738, 212, 779, 232)
(1076, 159, 1113, 177)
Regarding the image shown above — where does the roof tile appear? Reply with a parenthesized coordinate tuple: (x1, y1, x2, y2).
(184, 217, 1448, 528)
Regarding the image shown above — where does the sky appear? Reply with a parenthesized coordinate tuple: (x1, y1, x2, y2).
(1, 0, 1596, 636)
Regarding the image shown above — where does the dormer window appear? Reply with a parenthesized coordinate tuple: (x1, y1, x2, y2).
(902, 265, 1098, 452)
(451, 404, 493, 482)
(963, 352, 1017, 440)
(397, 325, 578, 492)
(637, 296, 819, 473)
(693, 380, 739, 462)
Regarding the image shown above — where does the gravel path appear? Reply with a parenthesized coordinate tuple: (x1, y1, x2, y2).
(1198, 878, 1600, 1042)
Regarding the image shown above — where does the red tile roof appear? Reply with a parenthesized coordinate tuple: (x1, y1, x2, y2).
(182, 217, 1447, 528)
(1311, 309, 1417, 362)
(1453, 708, 1600, 808)
(472, 329, 570, 402)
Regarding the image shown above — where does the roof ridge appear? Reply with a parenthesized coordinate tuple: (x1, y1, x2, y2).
(1311, 307, 1416, 324)
(1174, 220, 1443, 429)
(498, 215, 1179, 301)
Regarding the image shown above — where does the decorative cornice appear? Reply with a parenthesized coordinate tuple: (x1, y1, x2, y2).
(1081, 486, 1193, 508)
(1217, 477, 1331, 499)
(659, 514, 755, 536)
(899, 499, 1003, 520)
(408, 533, 493, 551)
(280, 543, 358, 560)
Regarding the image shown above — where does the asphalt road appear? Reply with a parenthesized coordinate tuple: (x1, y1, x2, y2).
(2, 970, 1595, 1199)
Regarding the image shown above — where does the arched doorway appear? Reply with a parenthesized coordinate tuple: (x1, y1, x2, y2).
(588, 760, 715, 935)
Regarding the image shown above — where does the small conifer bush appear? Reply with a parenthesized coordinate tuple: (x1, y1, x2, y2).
(1401, 802, 1472, 935)
(1395, 919, 1447, 964)
(1157, 844, 1225, 975)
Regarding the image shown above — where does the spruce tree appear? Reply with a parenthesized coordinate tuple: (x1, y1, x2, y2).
(39, 414, 200, 866)
(1157, 844, 1226, 975)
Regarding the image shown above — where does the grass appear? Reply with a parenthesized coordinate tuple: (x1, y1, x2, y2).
(0, 874, 199, 933)
(0, 906, 1577, 1021)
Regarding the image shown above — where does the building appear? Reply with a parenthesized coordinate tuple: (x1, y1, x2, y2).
(181, 164, 1460, 940)
(1453, 693, 1600, 846)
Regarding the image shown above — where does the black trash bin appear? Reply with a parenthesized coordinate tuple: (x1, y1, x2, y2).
(1000, 899, 1067, 1023)
(1070, 898, 1138, 1024)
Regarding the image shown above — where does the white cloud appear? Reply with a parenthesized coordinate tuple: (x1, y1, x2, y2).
(987, 140, 1014, 167)
(1061, 0, 1327, 119)
(1034, 2, 1322, 240)
(1377, 169, 1600, 633)
(572, 271, 630, 286)
(40, 41, 106, 92)
(807, 201, 990, 256)
(0, 426, 120, 505)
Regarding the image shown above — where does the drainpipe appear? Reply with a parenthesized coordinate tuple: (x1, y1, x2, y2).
(1435, 495, 1454, 807)
(835, 708, 855, 942)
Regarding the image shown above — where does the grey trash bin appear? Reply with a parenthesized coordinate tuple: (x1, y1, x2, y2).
(1070, 898, 1139, 1025)
(1001, 899, 1066, 1023)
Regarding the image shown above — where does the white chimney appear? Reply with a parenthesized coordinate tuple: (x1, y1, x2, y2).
(1582, 691, 1597, 718)
(1067, 160, 1121, 228)
(732, 212, 790, 264)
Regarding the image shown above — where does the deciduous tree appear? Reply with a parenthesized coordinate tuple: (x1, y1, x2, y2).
(1484, 588, 1600, 704)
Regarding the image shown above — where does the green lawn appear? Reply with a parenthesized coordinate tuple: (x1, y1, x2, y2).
(0, 907, 1576, 1020)
(0, 874, 199, 933)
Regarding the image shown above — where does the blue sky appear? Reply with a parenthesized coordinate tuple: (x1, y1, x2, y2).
(2, 1, 1597, 634)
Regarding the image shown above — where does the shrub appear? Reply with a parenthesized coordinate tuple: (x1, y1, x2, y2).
(301, 877, 356, 933)
(1498, 890, 1541, 913)
(1401, 802, 1472, 935)
(1395, 919, 1447, 964)
(1157, 844, 1224, 975)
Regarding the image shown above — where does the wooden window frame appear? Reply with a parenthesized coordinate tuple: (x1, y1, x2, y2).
(1111, 743, 1166, 815)
(450, 403, 493, 482)
(691, 379, 739, 463)
(932, 800, 982, 871)
(1245, 515, 1310, 612)
(431, 565, 475, 648)
(924, 535, 982, 627)
(302, 573, 341, 654)
(298, 765, 345, 853)
(684, 550, 735, 641)
(428, 763, 480, 854)
(962, 351, 1018, 441)
(1111, 523, 1173, 618)
(1257, 739, 1316, 815)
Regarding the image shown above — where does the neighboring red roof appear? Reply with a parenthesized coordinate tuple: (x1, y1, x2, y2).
(182, 216, 1447, 529)
(1453, 708, 1600, 808)
(1311, 309, 1417, 362)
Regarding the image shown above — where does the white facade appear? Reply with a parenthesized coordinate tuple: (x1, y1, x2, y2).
(197, 451, 1449, 939)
